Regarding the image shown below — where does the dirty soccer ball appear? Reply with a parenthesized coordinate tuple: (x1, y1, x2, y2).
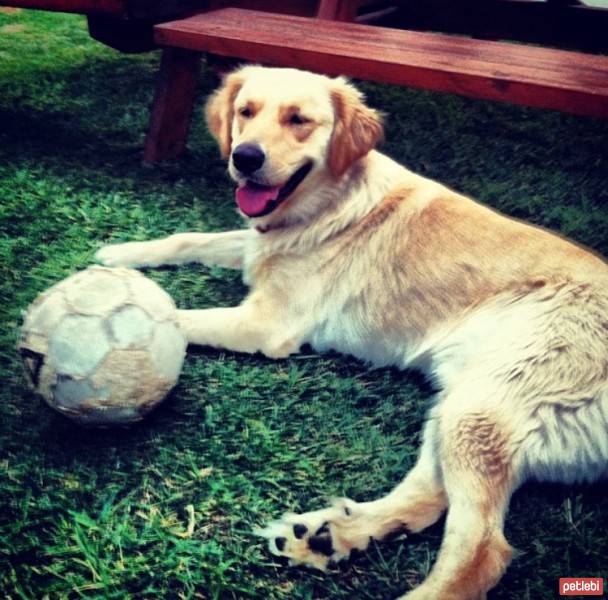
(19, 266, 187, 426)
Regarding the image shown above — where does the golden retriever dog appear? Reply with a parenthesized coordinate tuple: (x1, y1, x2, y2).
(96, 66, 608, 599)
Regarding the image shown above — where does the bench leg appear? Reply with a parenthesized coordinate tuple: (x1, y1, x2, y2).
(143, 47, 201, 163)
(316, 0, 359, 21)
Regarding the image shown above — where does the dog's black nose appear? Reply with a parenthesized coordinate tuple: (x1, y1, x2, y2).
(232, 143, 265, 175)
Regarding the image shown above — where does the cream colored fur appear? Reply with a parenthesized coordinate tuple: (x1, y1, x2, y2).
(96, 66, 608, 600)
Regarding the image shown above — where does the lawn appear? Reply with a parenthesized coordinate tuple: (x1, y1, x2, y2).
(0, 8, 607, 600)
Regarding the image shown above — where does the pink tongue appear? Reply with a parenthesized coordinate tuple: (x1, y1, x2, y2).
(236, 183, 281, 217)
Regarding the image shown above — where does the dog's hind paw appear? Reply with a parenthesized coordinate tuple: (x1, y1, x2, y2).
(255, 498, 372, 570)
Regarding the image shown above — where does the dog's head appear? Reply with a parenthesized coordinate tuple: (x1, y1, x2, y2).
(205, 66, 383, 222)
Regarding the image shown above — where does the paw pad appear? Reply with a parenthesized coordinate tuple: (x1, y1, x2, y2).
(293, 523, 308, 539)
(275, 536, 287, 552)
(308, 532, 335, 556)
(315, 521, 330, 535)
(256, 504, 360, 571)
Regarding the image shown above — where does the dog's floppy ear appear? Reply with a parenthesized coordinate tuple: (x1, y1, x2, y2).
(205, 71, 244, 158)
(329, 79, 383, 178)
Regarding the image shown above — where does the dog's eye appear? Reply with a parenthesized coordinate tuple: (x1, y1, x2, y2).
(239, 107, 253, 118)
(289, 113, 308, 125)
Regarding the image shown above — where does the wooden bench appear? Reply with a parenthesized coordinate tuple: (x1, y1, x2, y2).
(0, 0, 207, 51)
(143, 6, 608, 162)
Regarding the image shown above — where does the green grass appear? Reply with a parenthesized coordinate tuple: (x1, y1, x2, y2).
(1, 8, 607, 600)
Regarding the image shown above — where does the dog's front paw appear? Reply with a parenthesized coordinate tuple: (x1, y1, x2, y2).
(256, 498, 369, 571)
(95, 241, 159, 268)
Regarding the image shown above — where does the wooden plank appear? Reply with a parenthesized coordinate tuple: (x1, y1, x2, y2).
(0, 0, 127, 16)
(154, 8, 608, 118)
(143, 47, 201, 163)
(0, 0, 208, 18)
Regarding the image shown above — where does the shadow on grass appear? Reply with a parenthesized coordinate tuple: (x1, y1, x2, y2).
(0, 53, 223, 182)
